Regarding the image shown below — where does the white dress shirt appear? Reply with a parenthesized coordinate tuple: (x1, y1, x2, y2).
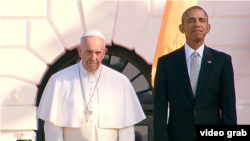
(184, 43, 204, 78)
(44, 63, 134, 141)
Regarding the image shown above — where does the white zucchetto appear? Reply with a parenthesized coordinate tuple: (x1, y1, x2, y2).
(81, 30, 105, 41)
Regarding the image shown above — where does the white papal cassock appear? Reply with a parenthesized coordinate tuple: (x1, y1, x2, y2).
(36, 60, 146, 141)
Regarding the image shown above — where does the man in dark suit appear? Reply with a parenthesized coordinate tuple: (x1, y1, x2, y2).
(153, 6, 237, 141)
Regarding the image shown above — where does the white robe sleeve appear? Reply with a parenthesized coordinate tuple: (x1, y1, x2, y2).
(118, 125, 135, 141)
(44, 121, 64, 141)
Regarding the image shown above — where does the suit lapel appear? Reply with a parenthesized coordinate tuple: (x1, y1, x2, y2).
(195, 46, 214, 99)
(173, 47, 194, 100)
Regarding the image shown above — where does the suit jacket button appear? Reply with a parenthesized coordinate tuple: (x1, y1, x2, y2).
(194, 133, 196, 137)
(194, 111, 197, 114)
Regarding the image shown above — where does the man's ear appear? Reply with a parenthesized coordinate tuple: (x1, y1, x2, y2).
(77, 46, 81, 55)
(179, 24, 184, 34)
(102, 48, 108, 59)
(207, 24, 211, 33)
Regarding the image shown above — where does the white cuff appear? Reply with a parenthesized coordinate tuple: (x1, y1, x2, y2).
(45, 138, 63, 141)
(44, 121, 64, 141)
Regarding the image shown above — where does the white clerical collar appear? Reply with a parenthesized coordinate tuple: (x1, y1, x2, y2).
(184, 42, 204, 60)
(78, 60, 102, 76)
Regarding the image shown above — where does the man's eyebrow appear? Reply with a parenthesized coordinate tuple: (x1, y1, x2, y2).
(187, 17, 206, 21)
(188, 17, 195, 21)
(86, 50, 102, 53)
(199, 17, 206, 20)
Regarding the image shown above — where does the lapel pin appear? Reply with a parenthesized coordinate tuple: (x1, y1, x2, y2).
(208, 61, 212, 63)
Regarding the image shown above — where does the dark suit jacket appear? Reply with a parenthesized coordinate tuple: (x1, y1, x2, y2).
(153, 45, 237, 141)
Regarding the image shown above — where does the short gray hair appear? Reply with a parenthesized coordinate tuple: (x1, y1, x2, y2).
(80, 30, 106, 48)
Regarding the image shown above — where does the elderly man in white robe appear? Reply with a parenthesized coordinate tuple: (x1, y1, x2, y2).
(36, 30, 146, 141)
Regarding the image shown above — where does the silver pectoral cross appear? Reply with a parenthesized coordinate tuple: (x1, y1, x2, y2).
(84, 107, 92, 122)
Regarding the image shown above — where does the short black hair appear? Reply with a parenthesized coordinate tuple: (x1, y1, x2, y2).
(181, 6, 208, 24)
